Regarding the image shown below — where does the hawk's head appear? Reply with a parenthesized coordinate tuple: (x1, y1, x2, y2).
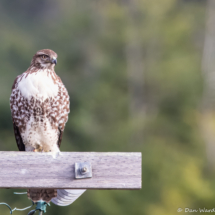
(31, 49, 58, 69)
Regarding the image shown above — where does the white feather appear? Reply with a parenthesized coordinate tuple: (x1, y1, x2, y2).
(17, 69, 58, 100)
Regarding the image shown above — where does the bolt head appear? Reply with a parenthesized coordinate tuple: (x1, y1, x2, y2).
(82, 167, 87, 173)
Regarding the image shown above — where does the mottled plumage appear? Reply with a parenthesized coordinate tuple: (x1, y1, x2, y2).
(10, 49, 70, 202)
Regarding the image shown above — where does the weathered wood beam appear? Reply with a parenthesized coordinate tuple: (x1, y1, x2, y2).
(0, 151, 141, 189)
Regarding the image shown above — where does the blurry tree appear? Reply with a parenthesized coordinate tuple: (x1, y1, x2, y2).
(201, 0, 215, 169)
(125, 0, 145, 145)
(0, 0, 212, 215)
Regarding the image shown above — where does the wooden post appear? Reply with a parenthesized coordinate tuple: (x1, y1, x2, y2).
(0, 151, 141, 190)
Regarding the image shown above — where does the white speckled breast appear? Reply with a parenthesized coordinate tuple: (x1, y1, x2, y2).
(10, 69, 70, 153)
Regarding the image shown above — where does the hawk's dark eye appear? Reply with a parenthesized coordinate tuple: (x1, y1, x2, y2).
(41, 55, 47, 59)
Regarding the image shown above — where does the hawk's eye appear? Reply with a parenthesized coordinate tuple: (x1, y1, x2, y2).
(41, 55, 47, 59)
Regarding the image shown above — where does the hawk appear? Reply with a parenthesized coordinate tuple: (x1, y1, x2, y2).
(10, 49, 85, 204)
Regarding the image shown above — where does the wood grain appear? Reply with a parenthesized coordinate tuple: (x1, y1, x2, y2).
(0, 152, 141, 189)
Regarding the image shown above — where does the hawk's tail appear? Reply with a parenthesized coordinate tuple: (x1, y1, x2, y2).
(51, 189, 86, 206)
(27, 189, 86, 206)
(27, 189, 57, 203)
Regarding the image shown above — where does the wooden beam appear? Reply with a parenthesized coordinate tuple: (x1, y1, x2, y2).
(0, 151, 141, 189)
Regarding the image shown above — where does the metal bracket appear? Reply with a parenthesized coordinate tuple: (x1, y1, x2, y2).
(75, 162, 92, 179)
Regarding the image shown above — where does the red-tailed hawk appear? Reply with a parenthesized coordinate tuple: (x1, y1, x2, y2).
(10, 49, 85, 204)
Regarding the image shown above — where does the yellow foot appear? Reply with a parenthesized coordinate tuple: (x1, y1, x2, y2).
(33, 147, 44, 152)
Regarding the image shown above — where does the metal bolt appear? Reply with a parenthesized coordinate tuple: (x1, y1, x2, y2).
(75, 162, 92, 179)
(81, 166, 87, 173)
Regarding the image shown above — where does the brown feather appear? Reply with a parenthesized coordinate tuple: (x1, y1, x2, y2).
(57, 128, 64, 148)
(13, 123, 25, 151)
(27, 189, 57, 203)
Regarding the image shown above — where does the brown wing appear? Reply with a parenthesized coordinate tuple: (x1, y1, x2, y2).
(57, 128, 64, 148)
(55, 76, 70, 148)
(13, 123, 25, 151)
(11, 75, 25, 151)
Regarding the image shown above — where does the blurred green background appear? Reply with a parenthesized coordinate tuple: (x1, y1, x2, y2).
(0, 0, 214, 214)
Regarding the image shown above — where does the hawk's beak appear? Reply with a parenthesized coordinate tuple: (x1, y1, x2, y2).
(51, 58, 57, 65)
